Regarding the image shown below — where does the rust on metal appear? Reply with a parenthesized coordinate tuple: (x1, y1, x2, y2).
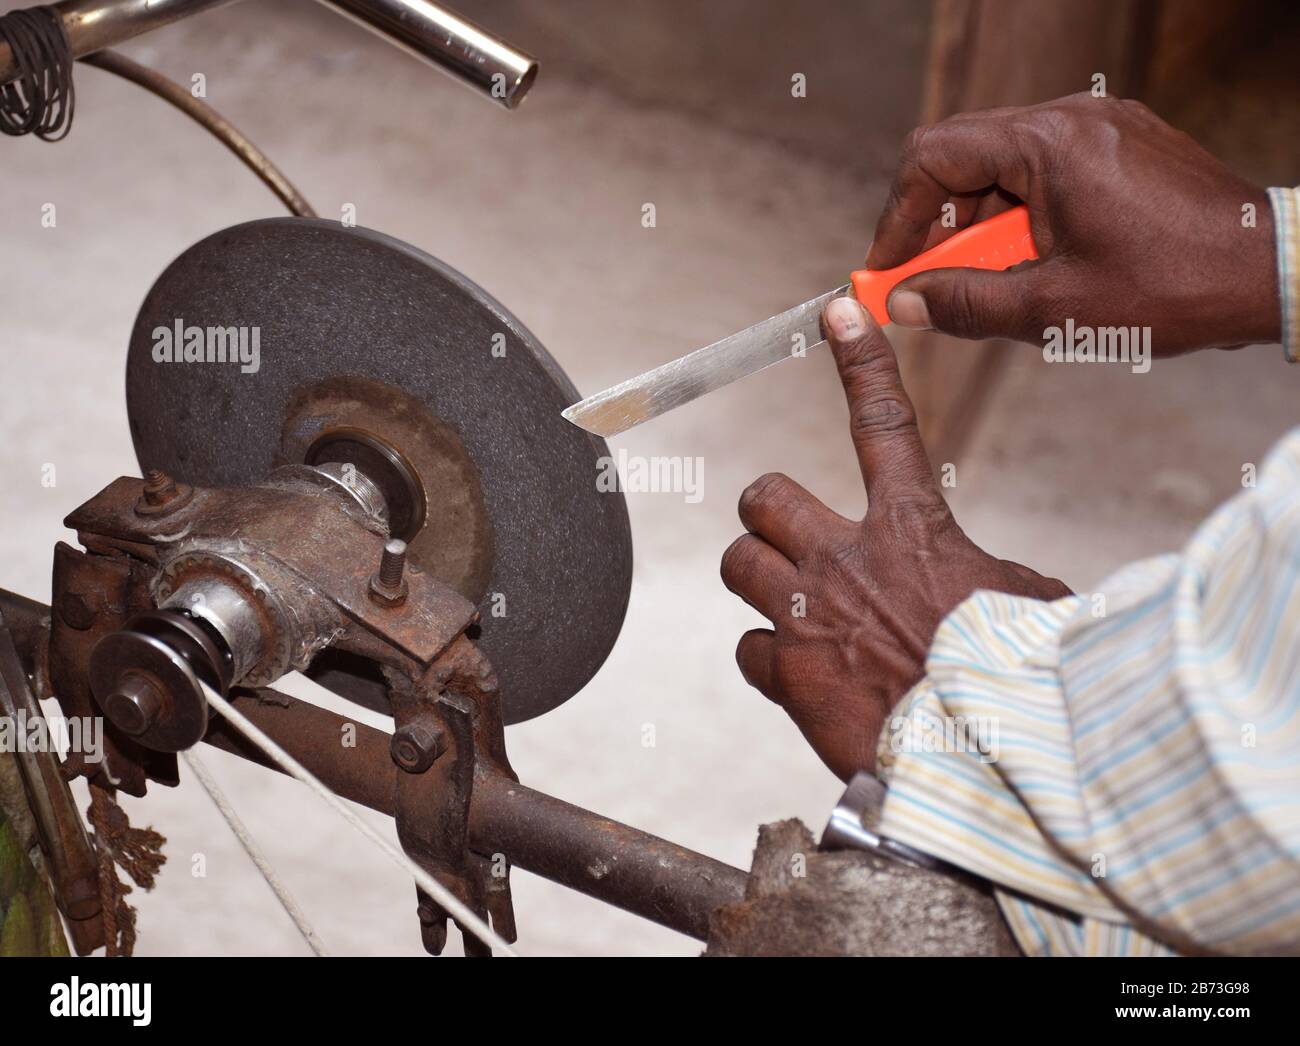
(66, 476, 477, 666)
(135, 469, 194, 517)
(200, 686, 747, 941)
(0, 615, 105, 954)
(16, 450, 733, 949)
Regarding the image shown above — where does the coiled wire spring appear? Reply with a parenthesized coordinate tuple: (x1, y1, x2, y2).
(0, 5, 75, 141)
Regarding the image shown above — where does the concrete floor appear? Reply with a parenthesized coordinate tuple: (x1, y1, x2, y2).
(1, 1, 1293, 956)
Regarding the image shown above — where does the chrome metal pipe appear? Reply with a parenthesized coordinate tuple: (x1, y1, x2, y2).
(0, 0, 239, 83)
(2, 0, 538, 110)
(318, 0, 538, 109)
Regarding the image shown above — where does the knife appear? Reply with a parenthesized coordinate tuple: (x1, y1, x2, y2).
(561, 205, 1038, 437)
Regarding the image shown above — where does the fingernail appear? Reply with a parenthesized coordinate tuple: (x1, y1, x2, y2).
(888, 290, 931, 330)
(824, 296, 866, 341)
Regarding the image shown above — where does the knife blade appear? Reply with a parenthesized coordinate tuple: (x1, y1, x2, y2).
(562, 205, 1037, 437)
(561, 284, 847, 439)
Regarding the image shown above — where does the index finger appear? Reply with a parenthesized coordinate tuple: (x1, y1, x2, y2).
(867, 110, 1034, 270)
(820, 296, 940, 506)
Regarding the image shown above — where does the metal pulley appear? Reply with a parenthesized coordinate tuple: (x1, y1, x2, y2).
(89, 608, 229, 752)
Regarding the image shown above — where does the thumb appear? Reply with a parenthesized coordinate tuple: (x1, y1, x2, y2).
(886, 263, 1051, 344)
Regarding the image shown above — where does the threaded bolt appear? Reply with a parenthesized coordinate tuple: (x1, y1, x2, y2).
(142, 469, 177, 505)
(136, 468, 193, 517)
(379, 539, 407, 587)
(369, 538, 410, 607)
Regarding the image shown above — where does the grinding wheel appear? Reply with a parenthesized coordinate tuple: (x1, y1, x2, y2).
(126, 218, 632, 724)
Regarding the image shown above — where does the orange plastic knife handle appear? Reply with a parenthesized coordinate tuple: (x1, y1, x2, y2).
(849, 204, 1038, 325)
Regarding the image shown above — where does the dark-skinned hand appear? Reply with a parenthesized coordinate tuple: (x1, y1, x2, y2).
(721, 297, 1071, 782)
(872, 93, 1280, 355)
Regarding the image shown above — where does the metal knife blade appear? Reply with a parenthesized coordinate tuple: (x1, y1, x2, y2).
(562, 284, 851, 437)
(563, 206, 1041, 437)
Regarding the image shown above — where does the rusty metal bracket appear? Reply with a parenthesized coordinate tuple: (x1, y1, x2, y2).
(0, 613, 105, 954)
(48, 540, 179, 795)
(388, 636, 518, 955)
(65, 475, 478, 671)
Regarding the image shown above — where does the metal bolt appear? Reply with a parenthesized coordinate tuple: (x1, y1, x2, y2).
(380, 539, 407, 586)
(136, 468, 193, 517)
(391, 720, 444, 773)
(369, 538, 410, 606)
(103, 672, 165, 737)
(142, 469, 178, 506)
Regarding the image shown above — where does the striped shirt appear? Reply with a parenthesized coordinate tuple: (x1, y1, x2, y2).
(1269, 186, 1299, 361)
(874, 187, 1300, 956)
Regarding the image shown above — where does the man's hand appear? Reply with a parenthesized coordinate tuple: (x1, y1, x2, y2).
(721, 297, 1070, 781)
(872, 93, 1279, 355)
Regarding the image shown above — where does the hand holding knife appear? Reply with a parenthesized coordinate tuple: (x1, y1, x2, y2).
(562, 205, 1037, 437)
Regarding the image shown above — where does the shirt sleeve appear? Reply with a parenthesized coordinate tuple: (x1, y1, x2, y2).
(1268, 186, 1299, 361)
(875, 427, 1300, 956)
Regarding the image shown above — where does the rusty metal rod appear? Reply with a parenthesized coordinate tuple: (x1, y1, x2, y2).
(0, 611, 104, 953)
(0, 589, 49, 685)
(470, 774, 744, 943)
(203, 689, 747, 941)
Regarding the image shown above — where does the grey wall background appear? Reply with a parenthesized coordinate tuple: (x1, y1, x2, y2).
(468, 0, 930, 180)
